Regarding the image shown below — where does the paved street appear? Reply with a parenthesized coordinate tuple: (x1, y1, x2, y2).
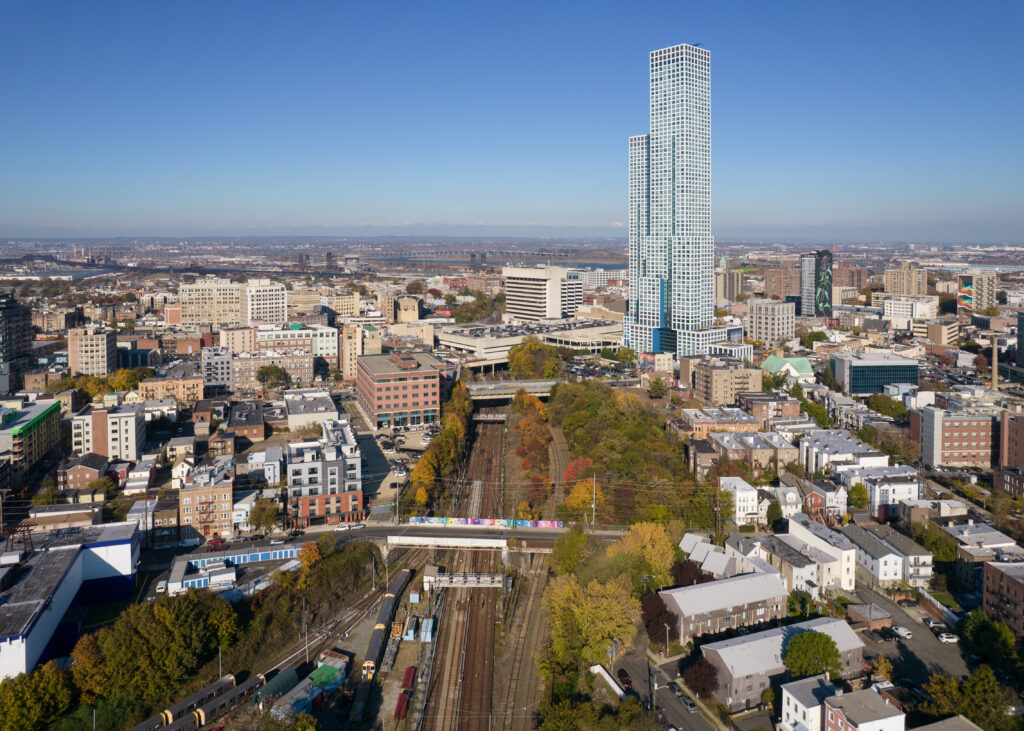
(616, 652, 715, 731)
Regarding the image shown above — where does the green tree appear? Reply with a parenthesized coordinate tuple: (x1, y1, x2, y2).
(31, 483, 64, 506)
(857, 424, 876, 445)
(552, 529, 588, 575)
(249, 497, 280, 533)
(849, 484, 868, 510)
(801, 401, 830, 428)
(799, 331, 827, 350)
(789, 383, 805, 401)
(405, 280, 424, 295)
(648, 377, 668, 400)
(617, 347, 636, 363)
(922, 666, 1015, 731)
(255, 364, 288, 389)
(766, 501, 783, 525)
(784, 631, 841, 679)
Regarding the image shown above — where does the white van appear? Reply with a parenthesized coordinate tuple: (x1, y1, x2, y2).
(155, 580, 167, 594)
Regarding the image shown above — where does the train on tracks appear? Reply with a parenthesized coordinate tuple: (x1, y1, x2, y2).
(362, 568, 412, 680)
(126, 673, 267, 731)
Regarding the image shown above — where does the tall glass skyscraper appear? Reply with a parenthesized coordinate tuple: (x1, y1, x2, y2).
(625, 43, 726, 357)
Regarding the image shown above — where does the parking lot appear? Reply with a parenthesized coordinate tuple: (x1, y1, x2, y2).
(856, 587, 970, 687)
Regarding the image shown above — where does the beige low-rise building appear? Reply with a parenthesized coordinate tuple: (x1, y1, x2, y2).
(139, 376, 203, 407)
(680, 356, 762, 406)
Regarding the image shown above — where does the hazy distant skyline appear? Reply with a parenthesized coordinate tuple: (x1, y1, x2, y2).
(1, 1, 1022, 243)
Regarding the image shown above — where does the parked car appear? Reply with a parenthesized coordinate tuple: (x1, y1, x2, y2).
(249, 534, 265, 541)
(617, 669, 632, 690)
(681, 696, 697, 713)
(897, 599, 919, 608)
(351, 523, 366, 530)
(153, 542, 171, 551)
(938, 633, 959, 644)
(335, 524, 351, 532)
(155, 580, 167, 594)
(865, 630, 884, 643)
(288, 529, 304, 537)
(893, 626, 913, 640)
(924, 617, 943, 628)
(878, 628, 896, 641)
(269, 537, 285, 545)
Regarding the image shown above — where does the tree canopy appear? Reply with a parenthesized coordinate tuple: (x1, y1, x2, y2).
(255, 364, 288, 389)
(783, 631, 841, 679)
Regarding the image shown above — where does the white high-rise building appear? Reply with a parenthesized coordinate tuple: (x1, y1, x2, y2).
(502, 266, 580, 322)
(245, 279, 288, 325)
(625, 44, 726, 357)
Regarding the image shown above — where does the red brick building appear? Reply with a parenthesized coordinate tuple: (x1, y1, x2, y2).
(984, 561, 1024, 638)
(737, 391, 802, 429)
(57, 453, 110, 492)
(355, 352, 445, 429)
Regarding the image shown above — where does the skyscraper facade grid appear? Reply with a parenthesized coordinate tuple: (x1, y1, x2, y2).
(625, 43, 726, 357)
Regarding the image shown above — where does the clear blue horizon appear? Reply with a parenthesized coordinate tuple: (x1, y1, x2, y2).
(1, 1, 1021, 243)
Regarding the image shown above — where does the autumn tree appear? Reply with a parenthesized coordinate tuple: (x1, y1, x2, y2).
(682, 657, 719, 699)
(784, 631, 841, 679)
(641, 591, 678, 647)
(562, 456, 594, 484)
(873, 655, 893, 680)
(249, 497, 280, 534)
(606, 522, 675, 591)
(542, 574, 639, 668)
(0, 661, 74, 731)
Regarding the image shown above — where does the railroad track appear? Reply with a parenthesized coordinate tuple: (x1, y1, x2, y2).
(498, 553, 547, 730)
(421, 421, 504, 730)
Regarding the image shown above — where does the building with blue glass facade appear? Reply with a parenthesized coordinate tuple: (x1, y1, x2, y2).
(831, 353, 919, 396)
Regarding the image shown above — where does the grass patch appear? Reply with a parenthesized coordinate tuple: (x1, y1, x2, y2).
(931, 591, 958, 609)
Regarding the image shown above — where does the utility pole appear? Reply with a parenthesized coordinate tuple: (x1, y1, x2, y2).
(371, 554, 376, 591)
(591, 476, 597, 530)
(665, 623, 670, 657)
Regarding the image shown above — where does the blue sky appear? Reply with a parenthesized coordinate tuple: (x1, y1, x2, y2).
(0, 1, 1021, 242)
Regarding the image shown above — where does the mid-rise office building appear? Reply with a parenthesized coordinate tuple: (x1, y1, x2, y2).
(746, 299, 795, 346)
(830, 353, 919, 396)
(882, 296, 938, 330)
(355, 351, 444, 429)
(0, 294, 32, 393)
(957, 271, 997, 314)
(625, 44, 725, 356)
(71, 403, 146, 462)
(179, 277, 245, 329)
(883, 262, 928, 296)
(833, 265, 870, 291)
(502, 266, 581, 321)
(68, 327, 117, 377)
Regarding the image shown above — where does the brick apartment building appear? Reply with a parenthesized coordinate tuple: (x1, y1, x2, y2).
(983, 561, 1024, 638)
(139, 376, 204, 407)
(57, 453, 110, 492)
(737, 391, 802, 429)
(912, 405, 1000, 469)
(230, 350, 315, 392)
(71, 403, 146, 462)
(355, 352, 445, 429)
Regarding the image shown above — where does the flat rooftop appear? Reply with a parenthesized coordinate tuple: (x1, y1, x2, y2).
(358, 351, 445, 376)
